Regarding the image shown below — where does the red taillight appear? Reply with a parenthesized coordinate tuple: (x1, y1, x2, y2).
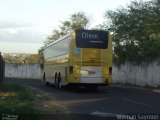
(69, 66, 73, 74)
(109, 67, 112, 75)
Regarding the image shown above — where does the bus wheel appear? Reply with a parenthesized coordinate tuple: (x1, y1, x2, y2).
(43, 73, 49, 85)
(54, 73, 58, 88)
(43, 73, 45, 81)
(59, 78, 64, 90)
(58, 73, 64, 90)
(45, 81, 49, 86)
(55, 80, 59, 88)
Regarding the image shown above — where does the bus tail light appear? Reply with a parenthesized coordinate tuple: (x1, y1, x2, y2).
(109, 67, 112, 75)
(69, 66, 73, 74)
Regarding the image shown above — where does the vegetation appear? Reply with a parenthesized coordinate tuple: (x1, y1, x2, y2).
(99, 0, 160, 63)
(44, 11, 90, 46)
(2, 53, 41, 64)
(0, 84, 67, 120)
(0, 84, 39, 119)
(43, 1, 160, 64)
(4, 0, 160, 64)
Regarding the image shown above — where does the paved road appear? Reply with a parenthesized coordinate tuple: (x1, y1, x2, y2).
(5, 79, 160, 120)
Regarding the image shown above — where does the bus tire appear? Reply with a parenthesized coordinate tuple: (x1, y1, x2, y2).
(43, 73, 45, 82)
(59, 77, 64, 90)
(58, 72, 64, 90)
(55, 73, 58, 89)
(45, 81, 49, 86)
(43, 73, 49, 85)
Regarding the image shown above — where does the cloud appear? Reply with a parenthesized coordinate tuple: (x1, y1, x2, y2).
(0, 29, 45, 43)
(0, 20, 32, 29)
(0, 41, 42, 54)
(0, 28, 18, 34)
(0, 20, 45, 44)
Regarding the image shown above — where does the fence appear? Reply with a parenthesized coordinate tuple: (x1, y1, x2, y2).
(0, 52, 5, 86)
(5, 63, 42, 80)
(3, 61, 160, 88)
(113, 61, 160, 87)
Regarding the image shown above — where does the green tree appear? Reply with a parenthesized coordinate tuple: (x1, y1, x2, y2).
(101, 0, 160, 63)
(3, 53, 40, 64)
(45, 11, 89, 46)
(44, 29, 61, 45)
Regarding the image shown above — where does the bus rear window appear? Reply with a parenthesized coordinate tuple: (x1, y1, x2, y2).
(75, 30, 108, 49)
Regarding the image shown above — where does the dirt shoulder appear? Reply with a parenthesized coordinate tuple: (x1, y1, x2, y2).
(24, 86, 70, 114)
(0, 83, 71, 120)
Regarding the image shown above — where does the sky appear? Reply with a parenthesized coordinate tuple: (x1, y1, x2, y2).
(0, 0, 131, 54)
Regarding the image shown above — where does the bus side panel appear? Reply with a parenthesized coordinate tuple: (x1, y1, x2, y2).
(44, 65, 68, 85)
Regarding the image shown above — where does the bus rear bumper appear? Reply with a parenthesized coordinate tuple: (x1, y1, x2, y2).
(67, 83, 109, 87)
(67, 78, 111, 87)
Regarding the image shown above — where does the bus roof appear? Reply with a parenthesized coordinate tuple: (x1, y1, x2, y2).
(43, 32, 71, 50)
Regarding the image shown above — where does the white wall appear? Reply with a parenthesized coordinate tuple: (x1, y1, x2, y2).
(113, 61, 160, 87)
(5, 62, 160, 87)
(5, 63, 42, 79)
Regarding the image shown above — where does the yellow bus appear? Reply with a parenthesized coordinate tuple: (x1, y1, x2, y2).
(42, 29, 112, 90)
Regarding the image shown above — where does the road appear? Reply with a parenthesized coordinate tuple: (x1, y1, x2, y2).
(5, 79, 160, 120)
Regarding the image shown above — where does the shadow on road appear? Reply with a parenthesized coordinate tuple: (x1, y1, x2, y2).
(46, 83, 106, 94)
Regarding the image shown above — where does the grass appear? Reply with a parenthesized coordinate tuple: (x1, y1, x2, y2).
(0, 84, 70, 120)
(0, 84, 43, 120)
(0, 84, 35, 113)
